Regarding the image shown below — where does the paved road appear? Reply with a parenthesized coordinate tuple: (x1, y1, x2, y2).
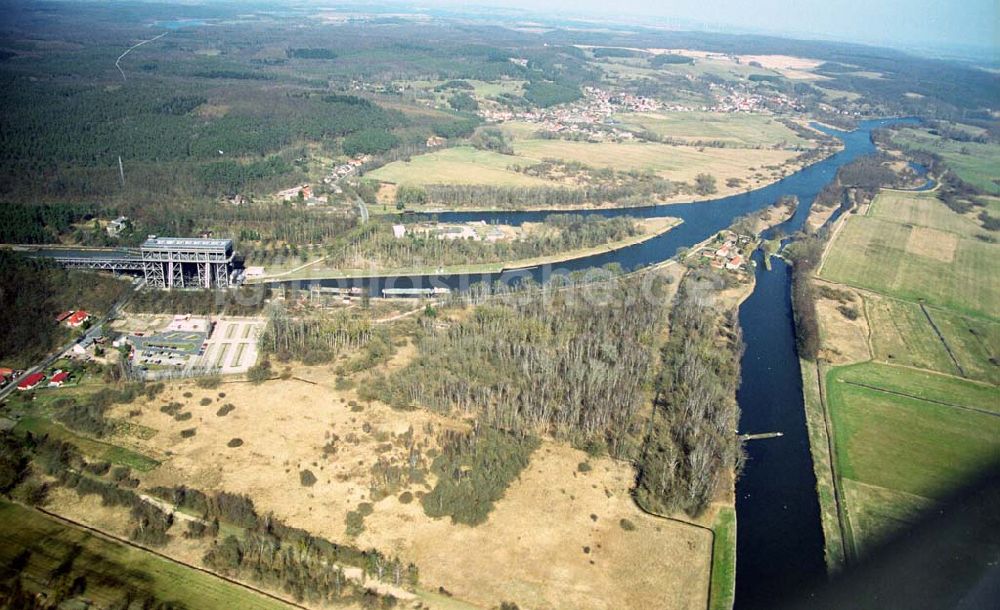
(0, 279, 142, 401)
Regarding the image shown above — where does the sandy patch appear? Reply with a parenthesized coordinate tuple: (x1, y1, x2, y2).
(906, 227, 958, 262)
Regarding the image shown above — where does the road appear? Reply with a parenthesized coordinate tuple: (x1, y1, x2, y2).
(0, 279, 142, 401)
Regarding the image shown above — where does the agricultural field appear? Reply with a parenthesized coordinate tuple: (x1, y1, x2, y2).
(818, 195, 999, 319)
(368, 146, 552, 188)
(864, 296, 959, 375)
(891, 127, 1000, 195)
(0, 501, 288, 610)
(825, 363, 1000, 556)
(809, 185, 1000, 567)
(371, 128, 801, 203)
(613, 111, 815, 148)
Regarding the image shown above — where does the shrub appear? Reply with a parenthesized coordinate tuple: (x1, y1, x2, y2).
(196, 376, 222, 389)
(577, 461, 592, 473)
(216, 403, 235, 417)
(299, 470, 317, 487)
(227, 438, 244, 448)
(174, 411, 192, 422)
(398, 491, 414, 504)
(345, 510, 364, 537)
(619, 518, 636, 531)
(199, 397, 212, 406)
(180, 428, 197, 438)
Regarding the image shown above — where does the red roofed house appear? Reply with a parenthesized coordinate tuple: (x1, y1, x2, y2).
(17, 372, 45, 391)
(66, 311, 90, 327)
(48, 371, 70, 387)
(55, 311, 74, 323)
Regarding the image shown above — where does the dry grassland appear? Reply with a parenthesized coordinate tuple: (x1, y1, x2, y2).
(101, 351, 712, 610)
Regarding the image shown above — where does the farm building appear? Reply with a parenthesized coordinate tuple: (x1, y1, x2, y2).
(55, 311, 74, 323)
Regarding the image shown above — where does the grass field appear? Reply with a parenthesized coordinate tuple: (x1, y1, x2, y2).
(864, 296, 959, 375)
(613, 111, 814, 149)
(868, 190, 982, 234)
(368, 146, 553, 187)
(511, 137, 796, 183)
(14, 416, 161, 471)
(813, 186, 1000, 566)
(826, 362, 1000, 556)
(0, 500, 289, 609)
(924, 308, 1000, 385)
(819, 216, 999, 319)
(371, 118, 803, 205)
(892, 127, 1000, 195)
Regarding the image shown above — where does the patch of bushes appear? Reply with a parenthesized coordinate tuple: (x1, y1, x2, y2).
(422, 427, 539, 525)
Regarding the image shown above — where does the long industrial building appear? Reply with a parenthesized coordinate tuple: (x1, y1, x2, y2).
(140, 237, 235, 289)
(31, 236, 237, 289)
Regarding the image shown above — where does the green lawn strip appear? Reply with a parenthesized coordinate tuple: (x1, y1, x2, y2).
(826, 364, 1000, 499)
(708, 506, 736, 610)
(834, 362, 999, 413)
(14, 416, 160, 471)
(800, 360, 846, 573)
(0, 500, 290, 610)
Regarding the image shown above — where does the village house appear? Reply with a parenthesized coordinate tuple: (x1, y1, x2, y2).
(106, 216, 129, 237)
(17, 372, 45, 391)
(48, 371, 70, 387)
(66, 310, 90, 328)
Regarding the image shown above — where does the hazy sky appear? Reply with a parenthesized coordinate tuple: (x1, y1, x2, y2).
(426, 0, 998, 56)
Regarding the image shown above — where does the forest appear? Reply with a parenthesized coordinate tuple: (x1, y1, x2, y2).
(635, 270, 745, 517)
(0, 251, 130, 367)
(369, 275, 672, 458)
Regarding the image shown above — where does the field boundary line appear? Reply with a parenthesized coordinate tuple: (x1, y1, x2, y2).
(838, 380, 999, 418)
(28, 504, 303, 609)
(919, 303, 967, 378)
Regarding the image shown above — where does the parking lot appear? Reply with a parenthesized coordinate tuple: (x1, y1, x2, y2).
(195, 318, 263, 374)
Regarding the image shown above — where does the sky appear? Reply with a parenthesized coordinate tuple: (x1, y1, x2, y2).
(423, 0, 999, 58)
